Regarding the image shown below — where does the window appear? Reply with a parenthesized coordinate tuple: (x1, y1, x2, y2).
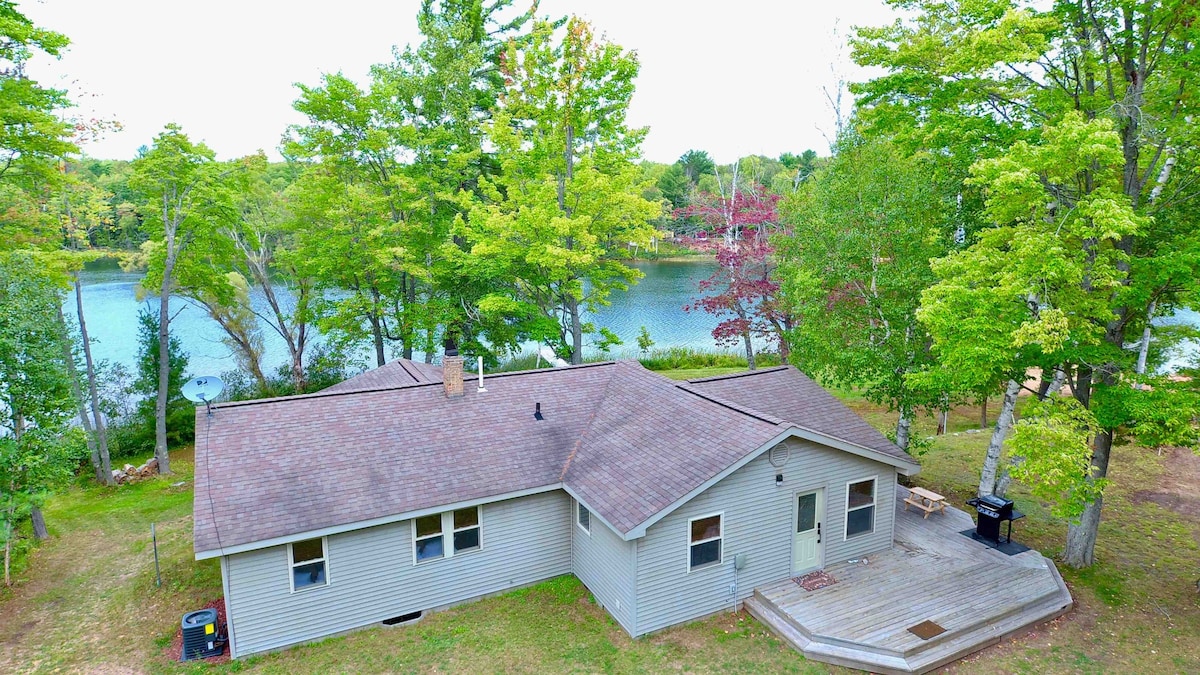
(414, 514, 444, 562)
(452, 507, 481, 553)
(688, 513, 722, 571)
(577, 501, 591, 534)
(845, 478, 877, 538)
(413, 508, 483, 563)
(289, 537, 328, 591)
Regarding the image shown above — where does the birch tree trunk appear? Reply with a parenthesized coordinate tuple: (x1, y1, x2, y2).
(155, 245, 176, 475)
(75, 274, 113, 485)
(57, 305, 100, 482)
(895, 407, 913, 453)
(978, 379, 1021, 497)
(1134, 299, 1156, 388)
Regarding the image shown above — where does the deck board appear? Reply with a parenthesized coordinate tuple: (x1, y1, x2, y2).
(749, 488, 1073, 674)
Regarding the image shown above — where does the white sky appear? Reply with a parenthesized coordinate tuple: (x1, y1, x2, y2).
(22, 0, 894, 164)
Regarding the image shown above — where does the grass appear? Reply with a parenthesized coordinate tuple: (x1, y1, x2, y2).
(1, 368, 1197, 674)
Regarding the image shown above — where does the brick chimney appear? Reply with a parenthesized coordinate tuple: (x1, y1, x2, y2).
(443, 340, 464, 399)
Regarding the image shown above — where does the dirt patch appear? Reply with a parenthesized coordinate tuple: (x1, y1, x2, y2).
(1130, 447, 1200, 519)
(162, 598, 230, 665)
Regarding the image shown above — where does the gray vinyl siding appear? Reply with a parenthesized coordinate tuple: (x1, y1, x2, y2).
(633, 438, 897, 635)
(571, 500, 637, 633)
(224, 490, 571, 657)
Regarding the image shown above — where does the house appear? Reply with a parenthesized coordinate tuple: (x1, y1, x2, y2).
(193, 352, 921, 659)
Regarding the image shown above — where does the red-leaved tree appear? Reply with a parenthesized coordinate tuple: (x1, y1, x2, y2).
(681, 177, 791, 369)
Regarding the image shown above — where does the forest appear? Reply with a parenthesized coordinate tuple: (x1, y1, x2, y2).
(1, 0, 1198, 646)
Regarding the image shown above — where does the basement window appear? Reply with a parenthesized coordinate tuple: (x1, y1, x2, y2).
(289, 537, 328, 591)
(688, 513, 723, 571)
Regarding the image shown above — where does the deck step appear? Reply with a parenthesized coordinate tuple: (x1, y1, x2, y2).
(745, 490, 1076, 674)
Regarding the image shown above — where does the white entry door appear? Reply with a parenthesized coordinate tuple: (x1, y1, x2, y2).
(793, 489, 824, 574)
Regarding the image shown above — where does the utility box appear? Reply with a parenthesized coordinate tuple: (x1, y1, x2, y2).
(734, 553, 748, 570)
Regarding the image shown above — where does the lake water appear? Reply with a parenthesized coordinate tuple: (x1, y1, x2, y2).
(63, 259, 729, 378)
(64, 259, 1198, 378)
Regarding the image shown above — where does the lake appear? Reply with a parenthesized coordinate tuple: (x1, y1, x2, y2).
(63, 259, 729, 378)
(64, 259, 1198, 379)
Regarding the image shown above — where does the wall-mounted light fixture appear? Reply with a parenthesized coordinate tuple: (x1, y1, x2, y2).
(775, 473, 784, 486)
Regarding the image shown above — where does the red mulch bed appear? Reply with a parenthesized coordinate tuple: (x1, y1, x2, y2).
(163, 598, 231, 664)
(793, 570, 838, 591)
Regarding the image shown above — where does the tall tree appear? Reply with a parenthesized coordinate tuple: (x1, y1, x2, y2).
(853, 0, 1200, 567)
(129, 125, 221, 474)
(683, 171, 788, 369)
(458, 18, 660, 363)
(0, 252, 83, 580)
(777, 137, 948, 452)
(0, 1, 75, 187)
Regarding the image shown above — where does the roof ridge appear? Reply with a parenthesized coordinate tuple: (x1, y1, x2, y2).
(212, 360, 622, 410)
(559, 363, 624, 481)
(684, 365, 791, 383)
(674, 381, 788, 426)
(396, 359, 428, 383)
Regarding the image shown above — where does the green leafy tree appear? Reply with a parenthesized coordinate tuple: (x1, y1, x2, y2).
(778, 136, 949, 452)
(129, 306, 191, 453)
(852, 0, 1200, 567)
(457, 18, 660, 363)
(129, 125, 224, 474)
(0, 2, 75, 187)
(0, 252, 84, 582)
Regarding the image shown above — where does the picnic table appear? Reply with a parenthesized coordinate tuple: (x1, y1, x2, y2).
(903, 486, 947, 518)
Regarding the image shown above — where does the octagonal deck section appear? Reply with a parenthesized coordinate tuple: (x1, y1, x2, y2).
(744, 487, 1072, 674)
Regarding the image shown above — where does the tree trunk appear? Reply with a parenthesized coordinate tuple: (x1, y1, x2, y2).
(936, 408, 948, 435)
(980, 397, 988, 429)
(57, 305, 101, 482)
(1064, 429, 1114, 568)
(978, 379, 1021, 497)
(155, 263, 173, 475)
(895, 407, 913, 454)
(369, 312, 386, 367)
(566, 295, 583, 365)
(75, 274, 113, 485)
(742, 330, 756, 371)
(402, 274, 415, 361)
(3, 512, 11, 587)
(30, 506, 48, 541)
(1134, 299, 1156, 388)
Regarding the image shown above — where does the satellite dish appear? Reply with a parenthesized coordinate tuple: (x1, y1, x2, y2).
(182, 376, 225, 404)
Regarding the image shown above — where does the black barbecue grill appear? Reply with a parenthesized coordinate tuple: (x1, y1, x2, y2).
(966, 494, 1022, 543)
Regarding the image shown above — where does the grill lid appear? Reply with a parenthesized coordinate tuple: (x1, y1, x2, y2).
(977, 494, 1012, 509)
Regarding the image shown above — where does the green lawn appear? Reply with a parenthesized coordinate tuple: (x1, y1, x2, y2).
(1, 368, 1196, 674)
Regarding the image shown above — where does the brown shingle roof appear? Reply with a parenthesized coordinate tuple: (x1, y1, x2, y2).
(194, 361, 917, 556)
(321, 359, 443, 394)
(682, 366, 912, 463)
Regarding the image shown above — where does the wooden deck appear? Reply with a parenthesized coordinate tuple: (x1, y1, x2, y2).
(744, 487, 1072, 674)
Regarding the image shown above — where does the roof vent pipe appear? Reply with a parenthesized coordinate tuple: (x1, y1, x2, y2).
(534, 402, 543, 421)
(477, 356, 487, 393)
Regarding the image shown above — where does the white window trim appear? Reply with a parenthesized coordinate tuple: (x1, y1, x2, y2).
(288, 536, 329, 593)
(686, 511, 724, 573)
(412, 513, 446, 565)
(843, 475, 878, 540)
(451, 505, 483, 555)
(412, 508, 484, 565)
(576, 500, 591, 536)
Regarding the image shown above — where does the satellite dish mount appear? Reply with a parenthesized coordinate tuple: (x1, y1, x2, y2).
(182, 376, 226, 417)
